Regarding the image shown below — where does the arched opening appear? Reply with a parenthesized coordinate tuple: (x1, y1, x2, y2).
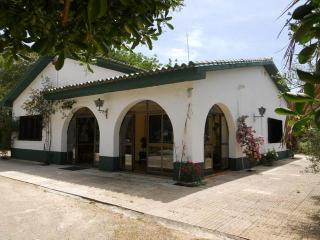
(119, 100, 174, 175)
(67, 107, 100, 167)
(204, 105, 229, 172)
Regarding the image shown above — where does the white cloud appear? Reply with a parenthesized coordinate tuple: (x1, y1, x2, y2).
(169, 48, 188, 59)
(204, 36, 248, 52)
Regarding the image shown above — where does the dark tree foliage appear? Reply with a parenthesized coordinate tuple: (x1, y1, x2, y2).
(0, 0, 183, 70)
(0, 107, 12, 152)
(0, 57, 37, 100)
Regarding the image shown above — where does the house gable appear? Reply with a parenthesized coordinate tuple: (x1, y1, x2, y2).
(0, 57, 141, 107)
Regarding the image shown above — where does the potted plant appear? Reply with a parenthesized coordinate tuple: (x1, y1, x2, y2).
(262, 149, 278, 166)
(177, 161, 204, 187)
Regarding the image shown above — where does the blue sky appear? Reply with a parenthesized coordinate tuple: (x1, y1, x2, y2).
(136, 0, 291, 71)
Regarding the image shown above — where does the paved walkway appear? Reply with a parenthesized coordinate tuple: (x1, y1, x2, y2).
(0, 155, 319, 240)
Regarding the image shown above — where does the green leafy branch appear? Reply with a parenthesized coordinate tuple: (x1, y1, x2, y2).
(276, 0, 320, 134)
(0, 0, 183, 70)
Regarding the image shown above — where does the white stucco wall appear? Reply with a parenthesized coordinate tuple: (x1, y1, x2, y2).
(12, 58, 126, 151)
(12, 62, 287, 164)
(190, 66, 287, 163)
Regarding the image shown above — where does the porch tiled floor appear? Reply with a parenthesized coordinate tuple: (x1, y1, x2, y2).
(0, 155, 319, 239)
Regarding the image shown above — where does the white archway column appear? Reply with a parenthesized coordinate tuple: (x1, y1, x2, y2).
(49, 96, 106, 164)
(190, 82, 243, 169)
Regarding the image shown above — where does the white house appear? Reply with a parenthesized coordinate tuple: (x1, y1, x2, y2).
(1, 56, 289, 178)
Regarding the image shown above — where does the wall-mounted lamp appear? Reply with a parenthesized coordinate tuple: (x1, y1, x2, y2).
(253, 106, 266, 121)
(187, 88, 193, 98)
(94, 98, 109, 118)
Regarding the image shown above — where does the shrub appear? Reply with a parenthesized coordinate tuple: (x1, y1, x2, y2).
(300, 128, 320, 173)
(179, 161, 203, 184)
(0, 107, 12, 157)
(262, 149, 278, 166)
(236, 116, 264, 165)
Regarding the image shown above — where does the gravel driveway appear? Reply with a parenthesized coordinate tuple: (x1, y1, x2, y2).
(0, 176, 230, 240)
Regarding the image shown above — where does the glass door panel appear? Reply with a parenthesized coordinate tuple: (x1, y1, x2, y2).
(147, 114, 173, 174)
(76, 117, 95, 165)
(120, 115, 134, 171)
(120, 101, 174, 175)
(204, 105, 230, 172)
(147, 145, 162, 170)
(212, 115, 222, 169)
(163, 115, 173, 144)
(204, 145, 213, 169)
(148, 115, 162, 143)
(221, 116, 229, 169)
(204, 116, 214, 169)
(162, 145, 174, 170)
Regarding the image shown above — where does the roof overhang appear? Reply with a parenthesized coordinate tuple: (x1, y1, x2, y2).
(45, 67, 206, 100)
(44, 58, 287, 101)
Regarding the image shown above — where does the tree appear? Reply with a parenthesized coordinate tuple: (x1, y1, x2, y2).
(0, 107, 12, 158)
(275, 1, 320, 172)
(109, 50, 162, 70)
(299, 128, 320, 172)
(0, 0, 183, 70)
(0, 56, 37, 101)
(276, 0, 320, 132)
(276, 61, 315, 149)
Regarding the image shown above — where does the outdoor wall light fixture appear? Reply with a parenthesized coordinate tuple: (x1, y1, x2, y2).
(187, 88, 193, 98)
(94, 98, 109, 118)
(253, 106, 266, 121)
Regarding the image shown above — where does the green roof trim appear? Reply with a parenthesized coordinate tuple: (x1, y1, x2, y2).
(45, 58, 287, 100)
(1, 56, 53, 107)
(46, 68, 205, 100)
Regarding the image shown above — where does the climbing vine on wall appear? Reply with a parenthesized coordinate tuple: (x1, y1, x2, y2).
(23, 78, 76, 162)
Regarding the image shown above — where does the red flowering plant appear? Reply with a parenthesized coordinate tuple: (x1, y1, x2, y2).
(236, 116, 264, 166)
(179, 161, 203, 184)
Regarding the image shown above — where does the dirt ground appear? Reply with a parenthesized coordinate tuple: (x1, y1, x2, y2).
(0, 176, 224, 240)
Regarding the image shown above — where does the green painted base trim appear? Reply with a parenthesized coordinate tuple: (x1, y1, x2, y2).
(173, 162, 204, 181)
(229, 158, 250, 171)
(11, 148, 67, 165)
(229, 150, 291, 171)
(277, 150, 291, 160)
(99, 156, 120, 171)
